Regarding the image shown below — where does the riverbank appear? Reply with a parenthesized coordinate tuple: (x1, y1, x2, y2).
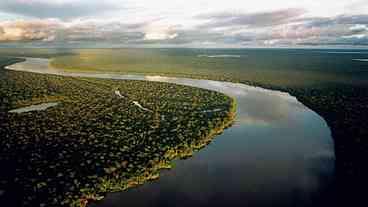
(2, 54, 360, 206)
(51, 50, 368, 206)
(77, 100, 236, 207)
(276, 83, 367, 206)
(0, 57, 237, 207)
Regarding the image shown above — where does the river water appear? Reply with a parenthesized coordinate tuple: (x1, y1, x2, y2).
(9, 102, 59, 113)
(6, 58, 335, 207)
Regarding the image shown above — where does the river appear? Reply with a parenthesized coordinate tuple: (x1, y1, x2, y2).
(6, 58, 335, 207)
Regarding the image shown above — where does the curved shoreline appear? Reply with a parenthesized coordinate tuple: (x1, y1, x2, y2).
(2, 58, 238, 207)
(77, 100, 237, 207)
(5, 57, 298, 103)
(2, 57, 334, 207)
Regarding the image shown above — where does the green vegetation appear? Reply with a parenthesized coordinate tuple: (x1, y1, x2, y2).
(2, 47, 368, 206)
(47, 48, 368, 205)
(0, 58, 236, 207)
(273, 83, 368, 205)
(49, 48, 364, 86)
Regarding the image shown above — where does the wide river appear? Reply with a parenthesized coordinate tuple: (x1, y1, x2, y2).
(6, 58, 335, 207)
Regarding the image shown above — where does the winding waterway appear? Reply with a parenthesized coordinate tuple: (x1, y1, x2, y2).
(6, 58, 335, 207)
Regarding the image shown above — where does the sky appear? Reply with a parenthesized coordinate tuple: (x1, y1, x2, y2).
(0, 0, 367, 48)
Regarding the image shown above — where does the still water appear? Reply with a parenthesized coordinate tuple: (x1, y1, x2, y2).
(7, 58, 335, 207)
(9, 102, 59, 114)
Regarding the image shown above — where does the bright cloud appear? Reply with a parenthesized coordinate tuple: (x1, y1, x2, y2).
(0, 19, 61, 42)
(143, 24, 178, 40)
(350, 24, 368, 33)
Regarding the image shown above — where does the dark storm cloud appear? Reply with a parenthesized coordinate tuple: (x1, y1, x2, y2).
(0, 0, 120, 19)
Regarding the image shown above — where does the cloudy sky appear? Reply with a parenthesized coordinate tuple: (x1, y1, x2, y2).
(0, 0, 367, 47)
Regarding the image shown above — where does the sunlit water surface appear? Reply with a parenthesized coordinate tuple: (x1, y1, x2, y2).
(9, 102, 59, 113)
(7, 58, 335, 207)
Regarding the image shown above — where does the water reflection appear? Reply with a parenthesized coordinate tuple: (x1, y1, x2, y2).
(9, 102, 59, 113)
(6, 58, 335, 207)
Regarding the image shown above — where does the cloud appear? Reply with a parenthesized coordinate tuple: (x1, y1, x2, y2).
(134, 29, 236, 45)
(300, 15, 368, 28)
(0, 18, 177, 45)
(346, 0, 368, 15)
(342, 34, 367, 39)
(0, 4, 368, 47)
(198, 13, 368, 46)
(287, 15, 368, 45)
(143, 24, 178, 40)
(350, 24, 368, 33)
(0, 0, 119, 19)
(197, 8, 306, 28)
(0, 19, 142, 43)
(0, 19, 61, 42)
